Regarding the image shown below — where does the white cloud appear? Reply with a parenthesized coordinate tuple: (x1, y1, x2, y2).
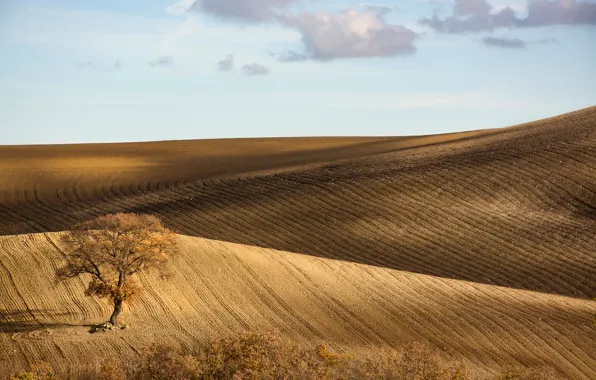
(281, 9, 417, 61)
(166, 0, 196, 15)
(421, 0, 596, 34)
(149, 55, 174, 68)
(194, 0, 296, 22)
(217, 54, 235, 71)
(491, 0, 527, 13)
(0, 5, 300, 73)
(242, 63, 271, 76)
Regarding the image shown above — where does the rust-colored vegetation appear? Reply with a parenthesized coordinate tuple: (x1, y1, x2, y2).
(10, 331, 562, 380)
(55, 213, 177, 326)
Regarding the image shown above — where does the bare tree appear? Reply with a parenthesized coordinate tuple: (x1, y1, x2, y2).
(56, 213, 178, 326)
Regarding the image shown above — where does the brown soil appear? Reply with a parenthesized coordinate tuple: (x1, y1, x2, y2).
(1, 106, 595, 378)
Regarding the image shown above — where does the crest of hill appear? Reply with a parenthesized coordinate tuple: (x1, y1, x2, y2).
(0, 107, 594, 299)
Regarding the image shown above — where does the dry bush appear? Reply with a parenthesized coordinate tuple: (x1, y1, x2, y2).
(195, 331, 467, 380)
(129, 344, 198, 380)
(197, 330, 294, 379)
(526, 366, 563, 380)
(495, 366, 563, 380)
(398, 342, 468, 380)
(9, 332, 567, 380)
(97, 359, 127, 380)
(10, 361, 61, 380)
(495, 367, 528, 380)
(193, 330, 356, 379)
(344, 343, 469, 380)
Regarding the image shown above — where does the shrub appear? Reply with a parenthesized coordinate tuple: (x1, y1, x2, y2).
(331, 343, 469, 380)
(197, 330, 295, 379)
(496, 366, 562, 380)
(97, 359, 127, 380)
(129, 344, 198, 380)
(10, 362, 61, 380)
(9, 332, 566, 380)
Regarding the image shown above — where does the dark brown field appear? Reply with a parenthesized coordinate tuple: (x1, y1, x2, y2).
(1, 107, 595, 378)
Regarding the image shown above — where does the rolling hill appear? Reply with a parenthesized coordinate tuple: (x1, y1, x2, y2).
(1, 106, 595, 378)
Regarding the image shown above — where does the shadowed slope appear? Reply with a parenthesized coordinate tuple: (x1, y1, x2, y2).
(0, 233, 594, 378)
(1, 107, 594, 299)
(0, 133, 490, 207)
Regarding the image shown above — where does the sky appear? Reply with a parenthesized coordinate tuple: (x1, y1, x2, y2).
(0, 0, 594, 144)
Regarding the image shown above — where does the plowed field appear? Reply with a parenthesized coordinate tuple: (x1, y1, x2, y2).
(1, 107, 595, 378)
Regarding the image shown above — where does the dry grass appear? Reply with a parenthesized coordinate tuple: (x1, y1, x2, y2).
(9, 331, 565, 380)
(1, 107, 596, 378)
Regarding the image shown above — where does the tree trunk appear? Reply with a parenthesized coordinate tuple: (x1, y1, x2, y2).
(109, 299, 123, 326)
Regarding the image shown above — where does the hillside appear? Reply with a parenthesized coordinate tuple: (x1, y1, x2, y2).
(1, 106, 596, 378)
(1, 233, 595, 378)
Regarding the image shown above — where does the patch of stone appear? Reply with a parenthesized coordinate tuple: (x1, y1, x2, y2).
(89, 322, 129, 333)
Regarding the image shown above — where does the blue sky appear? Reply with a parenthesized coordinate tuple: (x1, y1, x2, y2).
(0, 0, 594, 144)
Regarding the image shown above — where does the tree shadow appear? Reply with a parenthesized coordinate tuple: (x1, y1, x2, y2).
(0, 309, 95, 333)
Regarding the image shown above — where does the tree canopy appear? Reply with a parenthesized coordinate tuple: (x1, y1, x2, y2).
(56, 213, 178, 326)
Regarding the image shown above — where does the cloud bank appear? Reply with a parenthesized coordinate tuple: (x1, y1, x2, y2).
(217, 54, 235, 71)
(166, 0, 195, 15)
(193, 0, 296, 22)
(421, 0, 596, 33)
(364, 5, 399, 17)
(482, 36, 526, 48)
(187, 1, 416, 61)
(280, 10, 417, 61)
(242, 63, 271, 76)
(482, 35, 561, 49)
(78, 61, 122, 71)
(149, 56, 174, 68)
(454, 0, 492, 16)
(185, 0, 581, 61)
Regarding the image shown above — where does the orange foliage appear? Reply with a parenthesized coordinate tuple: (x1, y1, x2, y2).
(10, 332, 564, 380)
(55, 213, 178, 324)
